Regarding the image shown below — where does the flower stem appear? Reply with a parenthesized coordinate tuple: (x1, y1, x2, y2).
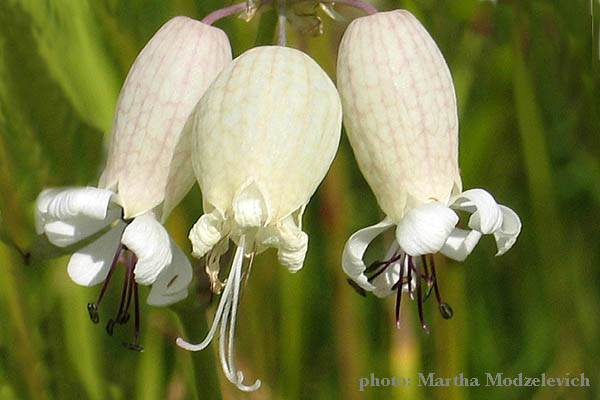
(326, 0, 378, 15)
(277, 0, 287, 46)
(201, 2, 248, 25)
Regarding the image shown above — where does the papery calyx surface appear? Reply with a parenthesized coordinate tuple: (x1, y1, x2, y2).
(337, 10, 462, 222)
(99, 16, 232, 219)
(192, 45, 341, 229)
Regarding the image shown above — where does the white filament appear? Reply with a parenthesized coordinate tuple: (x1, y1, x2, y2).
(176, 235, 261, 391)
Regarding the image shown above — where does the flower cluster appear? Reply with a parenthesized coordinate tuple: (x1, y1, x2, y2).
(33, 2, 520, 392)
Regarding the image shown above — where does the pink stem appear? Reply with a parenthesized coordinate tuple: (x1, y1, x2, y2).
(330, 0, 378, 15)
(201, 2, 248, 25)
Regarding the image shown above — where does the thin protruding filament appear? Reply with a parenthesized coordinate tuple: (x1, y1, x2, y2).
(123, 254, 143, 351)
(176, 236, 261, 391)
(395, 254, 405, 329)
(412, 257, 429, 333)
(429, 255, 454, 320)
(88, 243, 124, 323)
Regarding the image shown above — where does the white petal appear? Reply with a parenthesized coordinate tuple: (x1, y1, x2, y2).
(36, 187, 120, 247)
(395, 202, 458, 256)
(232, 180, 269, 228)
(121, 214, 172, 286)
(189, 211, 226, 258)
(451, 188, 503, 234)
(341, 218, 395, 293)
(494, 205, 522, 256)
(147, 288, 188, 307)
(146, 239, 193, 306)
(274, 215, 308, 273)
(439, 228, 483, 262)
(67, 223, 126, 286)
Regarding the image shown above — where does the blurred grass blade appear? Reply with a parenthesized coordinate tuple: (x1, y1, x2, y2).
(6, 0, 120, 132)
(59, 266, 105, 400)
(136, 311, 164, 400)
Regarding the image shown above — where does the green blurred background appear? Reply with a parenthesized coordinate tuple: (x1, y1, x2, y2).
(0, 0, 598, 399)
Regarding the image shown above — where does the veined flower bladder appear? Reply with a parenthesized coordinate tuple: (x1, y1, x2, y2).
(176, 46, 342, 391)
(35, 16, 232, 349)
(337, 10, 521, 331)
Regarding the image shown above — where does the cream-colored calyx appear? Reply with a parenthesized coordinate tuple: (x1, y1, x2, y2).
(99, 16, 232, 220)
(337, 10, 462, 222)
(189, 45, 341, 275)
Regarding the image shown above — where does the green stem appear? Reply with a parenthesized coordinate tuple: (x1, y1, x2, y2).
(276, 0, 286, 46)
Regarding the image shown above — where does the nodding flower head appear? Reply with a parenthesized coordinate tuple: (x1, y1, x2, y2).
(35, 16, 232, 350)
(176, 45, 342, 391)
(337, 10, 521, 331)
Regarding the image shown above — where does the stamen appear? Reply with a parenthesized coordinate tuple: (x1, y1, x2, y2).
(420, 255, 434, 302)
(106, 258, 132, 336)
(439, 303, 454, 320)
(422, 276, 435, 302)
(366, 251, 402, 282)
(123, 255, 143, 351)
(120, 256, 135, 324)
(87, 243, 123, 323)
(421, 255, 432, 285)
(406, 256, 413, 300)
(395, 253, 405, 329)
(123, 281, 143, 351)
(346, 279, 367, 297)
(365, 260, 386, 274)
(429, 255, 454, 320)
(412, 257, 429, 333)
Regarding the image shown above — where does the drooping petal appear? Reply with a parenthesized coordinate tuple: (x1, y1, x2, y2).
(189, 210, 227, 258)
(274, 214, 308, 273)
(342, 218, 395, 292)
(395, 202, 458, 256)
(439, 228, 483, 262)
(121, 214, 172, 286)
(146, 239, 193, 306)
(451, 188, 503, 234)
(36, 187, 120, 247)
(494, 205, 522, 256)
(232, 180, 269, 228)
(67, 222, 126, 286)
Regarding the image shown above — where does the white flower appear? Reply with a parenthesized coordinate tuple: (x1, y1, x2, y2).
(35, 16, 232, 349)
(337, 10, 521, 330)
(175, 46, 342, 391)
